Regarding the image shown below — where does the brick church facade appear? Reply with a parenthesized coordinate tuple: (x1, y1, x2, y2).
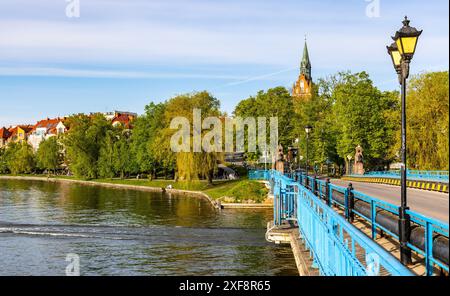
(292, 40, 313, 101)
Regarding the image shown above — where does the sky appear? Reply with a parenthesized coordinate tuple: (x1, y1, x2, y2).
(0, 0, 448, 127)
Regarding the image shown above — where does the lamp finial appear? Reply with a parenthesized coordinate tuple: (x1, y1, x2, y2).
(403, 16, 410, 27)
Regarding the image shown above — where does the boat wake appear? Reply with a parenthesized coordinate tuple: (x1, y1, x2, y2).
(0, 222, 265, 245)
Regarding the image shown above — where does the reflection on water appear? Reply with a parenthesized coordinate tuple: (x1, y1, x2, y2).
(0, 179, 298, 276)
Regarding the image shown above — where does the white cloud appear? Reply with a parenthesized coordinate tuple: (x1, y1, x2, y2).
(0, 66, 247, 79)
(0, 1, 448, 73)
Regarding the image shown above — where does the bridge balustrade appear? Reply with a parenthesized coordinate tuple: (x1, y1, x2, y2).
(362, 170, 449, 182)
(249, 169, 449, 276)
(253, 170, 413, 276)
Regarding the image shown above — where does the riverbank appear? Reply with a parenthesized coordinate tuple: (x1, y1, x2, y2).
(0, 175, 272, 209)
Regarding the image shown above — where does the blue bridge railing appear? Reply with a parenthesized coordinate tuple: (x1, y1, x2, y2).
(250, 170, 449, 276)
(361, 170, 449, 182)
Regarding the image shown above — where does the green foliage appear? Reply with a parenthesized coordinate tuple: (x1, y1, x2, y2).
(36, 137, 61, 173)
(129, 102, 174, 179)
(295, 78, 340, 167)
(98, 128, 133, 179)
(3, 71, 446, 181)
(234, 87, 298, 150)
(0, 147, 9, 173)
(113, 131, 132, 179)
(233, 72, 403, 171)
(204, 179, 268, 203)
(164, 91, 222, 183)
(98, 129, 118, 179)
(62, 114, 112, 179)
(332, 72, 400, 167)
(5, 142, 36, 174)
(403, 71, 449, 170)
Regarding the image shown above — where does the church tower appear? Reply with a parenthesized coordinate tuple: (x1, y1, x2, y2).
(292, 39, 313, 101)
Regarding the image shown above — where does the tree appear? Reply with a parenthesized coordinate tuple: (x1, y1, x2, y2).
(129, 102, 174, 179)
(332, 72, 399, 168)
(36, 137, 61, 174)
(235, 87, 298, 149)
(98, 127, 133, 179)
(0, 147, 9, 174)
(62, 114, 112, 179)
(98, 129, 117, 179)
(113, 130, 132, 179)
(402, 71, 449, 170)
(164, 91, 222, 184)
(294, 78, 340, 169)
(6, 142, 36, 174)
(234, 87, 299, 165)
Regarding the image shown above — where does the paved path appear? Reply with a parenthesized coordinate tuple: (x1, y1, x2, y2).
(330, 179, 449, 223)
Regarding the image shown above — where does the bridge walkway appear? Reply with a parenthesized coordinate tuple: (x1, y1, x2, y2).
(332, 206, 427, 275)
(251, 170, 448, 276)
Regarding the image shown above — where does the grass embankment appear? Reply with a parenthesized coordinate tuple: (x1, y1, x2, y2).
(95, 178, 269, 203)
(0, 174, 269, 203)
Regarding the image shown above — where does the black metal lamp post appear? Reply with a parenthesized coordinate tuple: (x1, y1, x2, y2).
(387, 16, 422, 265)
(305, 125, 313, 177)
(295, 138, 300, 171)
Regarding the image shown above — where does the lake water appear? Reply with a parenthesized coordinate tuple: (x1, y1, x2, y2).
(0, 179, 298, 276)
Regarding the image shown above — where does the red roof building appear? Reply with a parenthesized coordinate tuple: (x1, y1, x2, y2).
(0, 127, 11, 147)
(7, 125, 33, 143)
(31, 118, 64, 135)
(28, 117, 67, 151)
(111, 113, 135, 129)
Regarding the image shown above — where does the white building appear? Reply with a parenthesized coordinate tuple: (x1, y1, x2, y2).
(28, 118, 67, 151)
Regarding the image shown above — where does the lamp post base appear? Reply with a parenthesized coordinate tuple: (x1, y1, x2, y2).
(399, 210, 412, 265)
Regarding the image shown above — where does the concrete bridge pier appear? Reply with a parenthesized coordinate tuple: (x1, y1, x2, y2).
(266, 221, 319, 276)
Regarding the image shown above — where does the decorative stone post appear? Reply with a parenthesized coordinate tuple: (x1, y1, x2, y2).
(272, 144, 286, 174)
(354, 145, 365, 175)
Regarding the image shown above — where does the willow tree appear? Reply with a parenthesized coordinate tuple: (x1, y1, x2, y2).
(36, 136, 61, 174)
(164, 91, 222, 184)
(403, 71, 449, 170)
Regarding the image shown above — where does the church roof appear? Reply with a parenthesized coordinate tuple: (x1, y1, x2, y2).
(301, 40, 310, 67)
(300, 39, 312, 81)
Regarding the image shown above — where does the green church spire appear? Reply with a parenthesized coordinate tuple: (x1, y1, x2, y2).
(300, 38, 311, 81)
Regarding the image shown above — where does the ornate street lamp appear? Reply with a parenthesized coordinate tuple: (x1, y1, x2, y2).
(305, 125, 313, 178)
(304, 125, 313, 135)
(393, 16, 422, 62)
(387, 16, 422, 265)
(386, 42, 402, 83)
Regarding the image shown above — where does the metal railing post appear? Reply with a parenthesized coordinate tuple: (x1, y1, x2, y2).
(274, 193, 278, 225)
(325, 178, 331, 206)
(313, 176, 317, 196)
(305, 174, 309, 190)
(371, 200, 377, 240)
(347, 183, 355, 223)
